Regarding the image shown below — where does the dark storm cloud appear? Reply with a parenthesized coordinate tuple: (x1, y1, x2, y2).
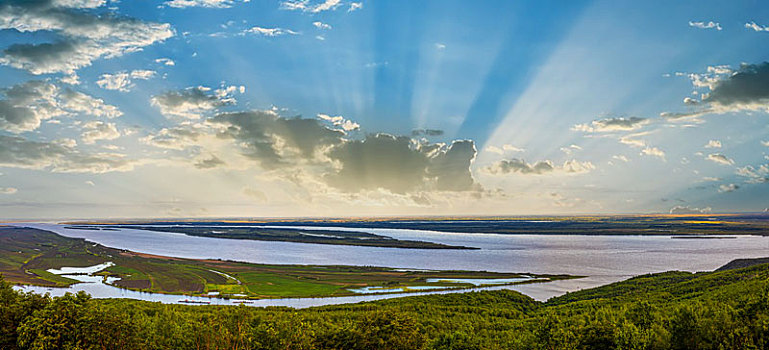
(705, 62, 769, 107)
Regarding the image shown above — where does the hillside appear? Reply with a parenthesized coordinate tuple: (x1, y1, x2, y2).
(2, 259, 769, 349)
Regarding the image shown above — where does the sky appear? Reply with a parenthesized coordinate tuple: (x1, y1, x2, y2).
(1, 0, 769, 219)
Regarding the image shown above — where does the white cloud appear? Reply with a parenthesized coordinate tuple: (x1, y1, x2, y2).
(719, 183, 739, 192)
(573, 117, 649, 133)
(485, 144, 524, 155)
(84, 180, 95, 186)
(0, 134, 134, 173)
(706, 153, 734, 166)
(164, 0, 247, 8)
(683, 97, 699, 105)
(317, 113, 360, 131)
(704, 140, 722, 148)
(736, 164, 769, 184)
(151, 85, 242, 119)
(140, 124, 204, 150)
(245, 26, 299, 37)
(674, 62, 769, 117)
(0, 81, 65, 133)
(0, 81, 121, 133)
(619, 131, 650, 148)
(641, 147, 665, 160)
(81, 121, 120, 144)
(155, 57, 175, 66)
(762, 140, 769, 147)
(96, 70, 156, 91)
(51, 0, 107, 8)
(60, 73, 80, 85)
(313, 21, 332, 30)
(612, 155, 629, 162)
(348, 2, 362, 12)
(60, 90, 122, 119)
(745, 21, 769, 32)
(281, 0, 342, 13)
(560, 144, 582, 155)
(435, 43, 446, 50)
(689, 21, 722, 30)
(669, 205, 711, 214)
(0, 1, 174, 75)
(483, 158, 594, 175)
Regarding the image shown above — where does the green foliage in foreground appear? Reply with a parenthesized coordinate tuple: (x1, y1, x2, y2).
(2, 263, 769, 349)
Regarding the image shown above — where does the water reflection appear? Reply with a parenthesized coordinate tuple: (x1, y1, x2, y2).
(10, 223, 769, 307)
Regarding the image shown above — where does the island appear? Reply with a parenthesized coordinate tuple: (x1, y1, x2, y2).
(0, 226, 574, 299)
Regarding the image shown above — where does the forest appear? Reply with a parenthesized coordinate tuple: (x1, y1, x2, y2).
(2, 258, 768, 349)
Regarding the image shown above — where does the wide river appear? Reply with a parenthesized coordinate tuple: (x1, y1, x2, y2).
(11, 223, 769, 308)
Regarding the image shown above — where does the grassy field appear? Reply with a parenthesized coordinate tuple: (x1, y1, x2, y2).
(0, 226, 574, 299)
(4, 255, 769, 349)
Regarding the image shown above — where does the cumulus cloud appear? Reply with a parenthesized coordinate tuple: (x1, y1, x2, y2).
(745, 21, 769, 32)
(641, 147, 665, 160)
(572, 117, 649, 132)
(280, 0, 341, 13)
(0, 80, 121, 133)
(212, 110, 345, 168)
(140, 124, 204, 150)
(671, 62, 769, 119)
(688, 21, 722, 30)
(719, 183, 739, 192)
(164, 0, 246, 8)
(0, 134, 133, 173)
(317, 113, 360, 131)
(155, 57, 175, 66)
(762, 140, 769, 147)
(210, 111, 479, 193)
(702, 62, 769, 111)
(736, 164, 769, 184)
(670, 205, 711, 214)
(483, 158, 594, 175)
(706, 153, 734, 165)
(0, 0, 173, 75)
(245, 26, 299, 36)
(313, 21, 332, 30)
(81, 121, 120, 144)
(97, 70, 156, 91)
(60, 89, 122, 118)
(0, 81, 65, 133)
(704, 140, 722, 148)
(326, 134, 478, 193)
(151, 85, 242, 119)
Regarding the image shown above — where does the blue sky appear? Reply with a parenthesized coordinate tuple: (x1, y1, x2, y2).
(1, 0, 768, 219)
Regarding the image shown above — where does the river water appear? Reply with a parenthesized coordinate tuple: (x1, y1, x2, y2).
(10, 223, 769, 308)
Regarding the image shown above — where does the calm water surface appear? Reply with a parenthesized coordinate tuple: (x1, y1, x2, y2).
(11, 223, 769, 307)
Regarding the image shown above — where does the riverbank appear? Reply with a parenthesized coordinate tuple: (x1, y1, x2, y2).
(0, 226, 575, 300)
